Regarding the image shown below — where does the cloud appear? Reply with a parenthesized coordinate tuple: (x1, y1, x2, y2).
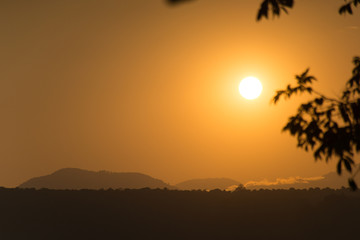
(225, 185, 240, 191)
(346, 26, 359, 30)
(244, 176, 324, 188)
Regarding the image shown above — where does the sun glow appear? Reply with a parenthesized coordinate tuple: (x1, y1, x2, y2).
(239, 76, 263, 100)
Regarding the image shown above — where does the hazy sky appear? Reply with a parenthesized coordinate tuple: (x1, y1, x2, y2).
(1, 0, 359, 187)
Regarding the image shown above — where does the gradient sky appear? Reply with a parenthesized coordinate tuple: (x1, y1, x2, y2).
(1, 0, 359, 187)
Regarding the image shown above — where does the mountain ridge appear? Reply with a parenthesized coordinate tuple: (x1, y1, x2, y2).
(19, 168, 174, 190)
(18, 167, 360, 190)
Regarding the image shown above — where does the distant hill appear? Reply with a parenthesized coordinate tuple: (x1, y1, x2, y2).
(18, 168, 174, 190)
(176, 178, 240, 190)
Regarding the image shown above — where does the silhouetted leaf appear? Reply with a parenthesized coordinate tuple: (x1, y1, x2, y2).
(337, 160, 342, 175)
(349, 178, 358, 190)
(355, 124, 360, 152)
(300, 102, 312, 112)
(343, 157, 352, 172)
(270, 0, 280, 16)
(339, 104, 350, 123)
(166, 0, 195, 5)
(342, 90, 351, 99)
(257, 0, 294, 21)
(339, 3, 353, 15)
(257, 0, 269, 20)
(281, 7, 288, 14)
(279, 0, 294, 7)
(295, 69, 317, 86)
(351, 102, 360, 121)
(326, 108, 336, 121)
(315, 98, 324, 105)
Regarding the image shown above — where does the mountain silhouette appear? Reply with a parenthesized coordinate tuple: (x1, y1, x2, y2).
(18, 168, 174, 190)
(176, 178, 240, 190)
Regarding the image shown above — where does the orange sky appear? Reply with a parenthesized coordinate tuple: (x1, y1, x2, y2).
(1, 0, 359, 187)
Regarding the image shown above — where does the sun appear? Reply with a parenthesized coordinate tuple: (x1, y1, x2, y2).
(238, 76, 263, 100)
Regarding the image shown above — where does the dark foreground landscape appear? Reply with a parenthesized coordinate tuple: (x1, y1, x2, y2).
(0, 187, 359, 240)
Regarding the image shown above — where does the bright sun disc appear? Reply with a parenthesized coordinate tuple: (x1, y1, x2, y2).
(239, 76, 263, 100)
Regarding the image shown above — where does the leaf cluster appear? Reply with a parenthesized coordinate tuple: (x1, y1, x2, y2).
(272, 57, 360, 190)
(257, 0, 359, 21)
(257, 0, 294, 20)
(166, 0, 359, 19)
(339, 0, 360, 15)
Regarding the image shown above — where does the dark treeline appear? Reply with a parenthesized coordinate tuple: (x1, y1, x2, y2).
(0, 187, 359, 240)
